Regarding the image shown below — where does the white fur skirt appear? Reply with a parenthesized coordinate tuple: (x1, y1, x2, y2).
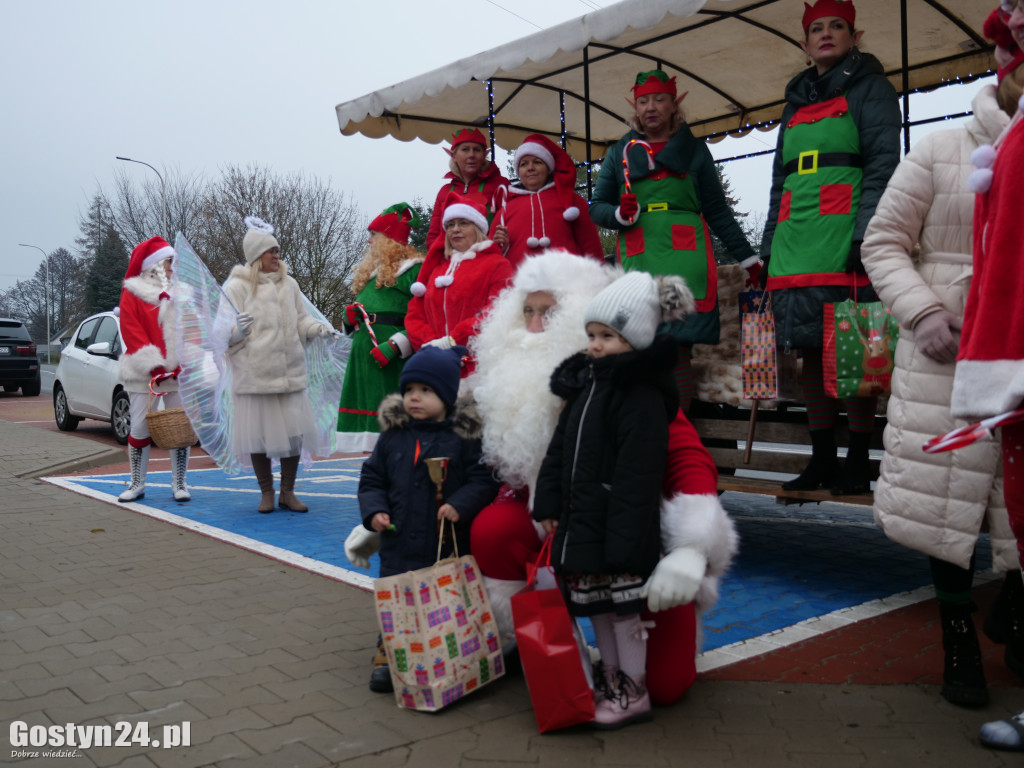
(232, 390, 317, 459)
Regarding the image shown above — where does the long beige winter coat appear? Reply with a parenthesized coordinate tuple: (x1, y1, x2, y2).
(862, 85, 1016, 572)
(223, 264, 321, 395)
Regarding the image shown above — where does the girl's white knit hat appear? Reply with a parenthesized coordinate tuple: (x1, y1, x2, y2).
(583, 270, 695, 350)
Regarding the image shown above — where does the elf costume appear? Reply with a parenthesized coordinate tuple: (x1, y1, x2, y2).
(336, 204, 423, 453)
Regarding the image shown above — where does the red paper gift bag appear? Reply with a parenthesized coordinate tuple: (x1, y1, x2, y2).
(510, 536, 595, 733)
(739, 290, 778, 400)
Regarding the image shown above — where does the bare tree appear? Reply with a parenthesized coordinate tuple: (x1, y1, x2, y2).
(194, 164, 366, 324)
(107, 166, 207, 247)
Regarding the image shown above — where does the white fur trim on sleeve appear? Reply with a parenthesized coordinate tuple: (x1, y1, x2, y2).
(660, 493, 739, 611)
(389, 332, 413, 358)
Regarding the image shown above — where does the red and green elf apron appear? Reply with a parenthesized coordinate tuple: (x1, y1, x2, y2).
(615, 162, 720, 345)
(766, 95, 868, 290)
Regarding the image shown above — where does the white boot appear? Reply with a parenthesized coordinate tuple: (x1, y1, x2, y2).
(118, 444, 150, 502)
(170, 447, 191, 502)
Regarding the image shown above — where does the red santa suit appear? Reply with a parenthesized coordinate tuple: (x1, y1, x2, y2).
(952, 105, 1024, 562)
(465, 250, 737, 706)
(119, 237, 181, 446)
(493, 184, 605, 269)
(406, 192, 515, 374)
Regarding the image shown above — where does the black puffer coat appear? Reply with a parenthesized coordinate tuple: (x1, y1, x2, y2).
(533, 335, 678, 578)
(359, 394, 499, 577)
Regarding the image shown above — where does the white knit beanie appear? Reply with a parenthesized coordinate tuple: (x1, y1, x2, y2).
(242, 216, 279, 265)
(583, 271, 661, 351)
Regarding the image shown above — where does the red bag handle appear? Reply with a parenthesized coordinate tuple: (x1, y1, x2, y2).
(526, 532, 554, 586)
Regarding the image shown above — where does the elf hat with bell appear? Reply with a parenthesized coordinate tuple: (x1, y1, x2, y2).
(802, 0, 856, 34)
(512, 134, 581, 221)
(368, 202, 422, 246)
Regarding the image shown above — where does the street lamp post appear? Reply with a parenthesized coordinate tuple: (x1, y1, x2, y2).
(116, 156, 168, 241)
(18, 243, 51, 364)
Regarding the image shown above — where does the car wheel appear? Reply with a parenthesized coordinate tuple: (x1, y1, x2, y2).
(111, 390, 131, 445)
(54, 384, 81, 431)
(22, 373, 41, 397)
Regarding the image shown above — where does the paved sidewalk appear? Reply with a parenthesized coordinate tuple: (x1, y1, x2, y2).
(1, 421, 1020, 767)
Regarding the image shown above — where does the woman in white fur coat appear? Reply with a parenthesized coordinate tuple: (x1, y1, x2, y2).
(861, 63, 1023, 707)
(223, 218, 335, 514)
(117, 236, 191, 504)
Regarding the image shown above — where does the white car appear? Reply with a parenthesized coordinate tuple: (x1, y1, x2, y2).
(53, 311, 131, 444)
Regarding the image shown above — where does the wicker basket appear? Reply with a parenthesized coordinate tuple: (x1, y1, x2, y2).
(146, 394, 197, 449)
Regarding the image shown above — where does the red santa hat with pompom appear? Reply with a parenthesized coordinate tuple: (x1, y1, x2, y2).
(125, 236, 175, 280)
(410, 191, 491, 297)
(512, 133, 581, 223)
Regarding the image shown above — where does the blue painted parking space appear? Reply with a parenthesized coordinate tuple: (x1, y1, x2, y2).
(53, 461, 991, 657)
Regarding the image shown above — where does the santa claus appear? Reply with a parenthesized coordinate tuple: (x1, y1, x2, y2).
(116, 236, 190, 503)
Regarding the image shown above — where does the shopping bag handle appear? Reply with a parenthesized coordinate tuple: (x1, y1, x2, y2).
(435, 517, 459, 563)
(525, 532, 554, 587)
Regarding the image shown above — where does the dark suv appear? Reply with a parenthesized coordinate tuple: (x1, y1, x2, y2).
(0, 318, 41, 397)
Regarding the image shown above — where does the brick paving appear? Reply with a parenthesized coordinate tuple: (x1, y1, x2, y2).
(1, 419, 1022, 767)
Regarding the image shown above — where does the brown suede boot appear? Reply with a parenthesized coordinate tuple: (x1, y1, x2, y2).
(250, 453, 276, 513)
(278, 455, 308, 512)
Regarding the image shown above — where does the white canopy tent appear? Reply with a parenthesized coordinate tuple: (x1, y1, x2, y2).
(335, 0, 993, 166)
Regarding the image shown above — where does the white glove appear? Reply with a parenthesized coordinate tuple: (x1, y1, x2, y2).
(230, 313, 254, 344)
(424, 335, 454, 350)
(642, 546, 707, 612)
(318, 324, 335, 337)
(344, 523, 380, 569)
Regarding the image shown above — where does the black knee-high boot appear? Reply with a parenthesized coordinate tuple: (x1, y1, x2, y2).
(831, 430, 872, 496)
(782, 429, 839, 491)
(930, 555, 987, 707)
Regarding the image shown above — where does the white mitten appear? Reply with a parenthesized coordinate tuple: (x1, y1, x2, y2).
(642, 546, 707, 612)
(424, 335, 454, 350)
(344, 523, 380, 569)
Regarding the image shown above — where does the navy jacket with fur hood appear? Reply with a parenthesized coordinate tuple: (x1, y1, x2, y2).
(358, 394, 499, 577)
(533, 334, 678, 578)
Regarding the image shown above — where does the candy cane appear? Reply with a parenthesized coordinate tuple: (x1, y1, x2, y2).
(353, 303, 381, 349)
(622, 139, 655, 195)
(493, 184, 509, 227)
(922, 408, 1024, 454)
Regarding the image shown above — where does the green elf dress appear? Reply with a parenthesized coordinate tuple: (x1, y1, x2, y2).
(336, 259, 422, 453)
(591, 126, 757, 346)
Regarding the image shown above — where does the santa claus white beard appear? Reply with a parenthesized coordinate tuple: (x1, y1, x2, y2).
(470, 317, 587, 493)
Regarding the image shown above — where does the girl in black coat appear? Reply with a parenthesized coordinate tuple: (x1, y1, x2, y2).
(533, 270, 691, 730)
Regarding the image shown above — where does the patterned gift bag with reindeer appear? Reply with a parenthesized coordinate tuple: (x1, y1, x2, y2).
(374, 553, 505, 712)
(823, 299, 899, 399)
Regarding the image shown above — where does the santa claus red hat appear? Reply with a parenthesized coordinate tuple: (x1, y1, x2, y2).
(512, 134, 581, 221)
(125, 236, 175, 280)
(450, 127, 488, 149)
(367, 202, 421, 246)
(801, 0, 856, 34)
(440, 190, 490, 234)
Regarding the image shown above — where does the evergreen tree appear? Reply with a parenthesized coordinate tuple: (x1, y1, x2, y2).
(85, 226, 129, 315)
(406, 198, 433, 254)
(709, 164, 754, 263)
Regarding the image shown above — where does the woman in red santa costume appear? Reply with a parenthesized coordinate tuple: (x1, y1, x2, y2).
(116, 236, 191, 503)
(463, 250, 737, 706)
(404, 191, 515, 374)
(490, 133, 605, 269)
(956, 1, 1024, 752)
(424, 127, 509, 251)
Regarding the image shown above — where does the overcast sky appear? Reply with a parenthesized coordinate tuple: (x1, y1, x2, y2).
(1, 0, 991, 294)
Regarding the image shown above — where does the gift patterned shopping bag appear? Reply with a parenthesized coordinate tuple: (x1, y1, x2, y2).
(374, 552, 504, 712)
(739, 290, 778, 400)
(823, 299, 899, 399)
